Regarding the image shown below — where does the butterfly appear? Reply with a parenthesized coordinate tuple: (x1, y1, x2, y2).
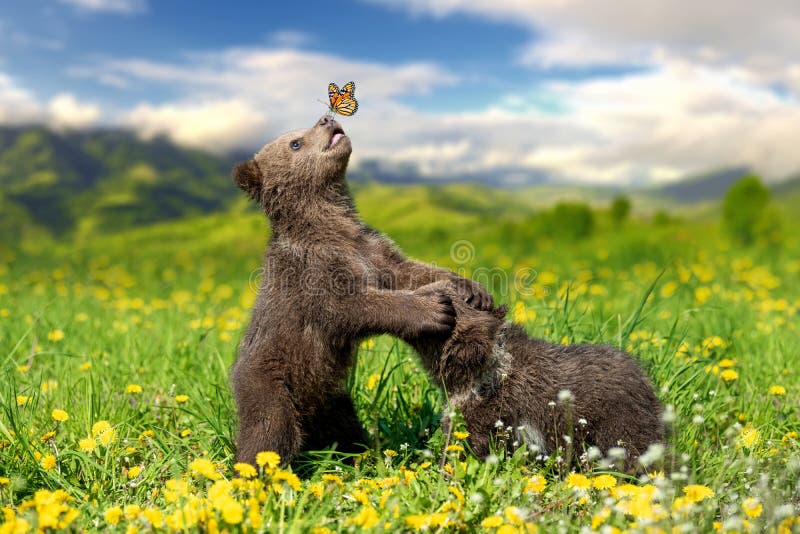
(327, 81, 358, 116)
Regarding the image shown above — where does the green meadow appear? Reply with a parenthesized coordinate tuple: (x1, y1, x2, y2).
(1, 179, 799, 533)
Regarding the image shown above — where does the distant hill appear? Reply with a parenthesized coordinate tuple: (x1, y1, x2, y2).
(350, 159, 551, 187)
(5, 125, 798, 247)
(0, 126, 236, 238)
(657, 167, 751, 202)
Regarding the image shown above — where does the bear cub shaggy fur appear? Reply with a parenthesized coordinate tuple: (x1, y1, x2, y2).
(231, 116, 492, 465)
(407, 281, 664, 470)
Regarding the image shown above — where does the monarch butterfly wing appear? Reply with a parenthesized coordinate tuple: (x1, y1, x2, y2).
(333, 96, 358, 116)
(328, 82, 341, 108)
(341, 81, 356, 98)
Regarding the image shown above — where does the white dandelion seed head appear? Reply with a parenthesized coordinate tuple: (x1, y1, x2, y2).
(469, 492, 484, 504)
(662, 405, 676, 424)
(557, 389, 573, 402)
(608, 447, 627, 460)
(638, 443, 665, 467)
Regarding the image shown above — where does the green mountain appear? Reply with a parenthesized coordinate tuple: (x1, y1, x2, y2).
(3, 126, 798, 248)
(0, 126, 236, 239)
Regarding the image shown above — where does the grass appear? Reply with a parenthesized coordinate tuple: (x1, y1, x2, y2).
(1, 197, 799, 533)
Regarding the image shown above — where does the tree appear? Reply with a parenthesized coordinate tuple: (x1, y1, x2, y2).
(722, 175, 770, 245)
(610, 195, 632, 226)
(547, 202, 595, 240)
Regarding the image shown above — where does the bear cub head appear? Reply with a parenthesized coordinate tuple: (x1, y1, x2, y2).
(232, 115, 352, 218)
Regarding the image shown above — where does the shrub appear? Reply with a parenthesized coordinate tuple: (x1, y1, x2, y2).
(722, 175, 770, 245)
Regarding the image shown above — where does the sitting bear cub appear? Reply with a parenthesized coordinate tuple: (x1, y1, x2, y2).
(407, 281, 664, 470)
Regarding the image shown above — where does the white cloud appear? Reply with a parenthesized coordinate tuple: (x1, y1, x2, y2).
(126, 99, 265, 153)
(74, 47, 457, 153)
(62, 42, 800, 183)
(59, 0, 146, 14)
(0, 72, 43, 124)
(0, 73, 101, 130)
(48, 93, 101, 130)
(369, 0, 800, 96)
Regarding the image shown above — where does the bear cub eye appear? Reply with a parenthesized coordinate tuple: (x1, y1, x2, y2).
(290, 139, 302, 151)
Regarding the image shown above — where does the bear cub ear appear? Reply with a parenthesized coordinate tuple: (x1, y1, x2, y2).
(232, 160, 263, 201)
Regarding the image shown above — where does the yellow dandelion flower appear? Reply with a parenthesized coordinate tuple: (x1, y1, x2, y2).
(175, 394, 189, 403)
(481, 516, 504, 528)
(769, 385, 786, 396)
(718, 358, 736, 368)
(445, 444, 464, 453)
(96, 427, 117, 447)
(40, 431, 56, 442)
(453, 431, 470, 440)
(742, 498, 763, 518)
(591, 507, 611, 529)
(592, 474, 617, 490)
(448, 485, 465, 503)
(79, 362, 91, 371)
(104, 506, 123, 525)
(737, 424, 761, 449)
(350, 506, 379, 529)
(720, 369, 738, 382)
(525, 475, 546, 494)
(0, 477, 9, 486)
(126, 384, 142, 394)
(234, 462, 257, 478)
(504, 506, 524, 525)
(672, 496, 693, 512)
(682, 484, 714, 503)
(383, 449, 398, 457)
(124, 504, 141, 520)
(180, 429, 192, 437)
(127, 466, 142, 479)
(566, 473, 591, 491)
(40, 454, 56, 470)
(274, 470, 301, 491)
(255, 451, 281, 469)
(143, 508, 164, 528)
(221, 499, 243, 524)
(405, 512, 449, 530)
(91, 420, 110, 436)
(309, 482, 325, 500)
(51, 409, 69, 422)
(47, 330, 64, 342)
(15, 395, 29, 406)
(79, 437, 97, 452)
(351, 488, 371, 505)
(189, 458, 221, 480)
(365, 373, 381, 391)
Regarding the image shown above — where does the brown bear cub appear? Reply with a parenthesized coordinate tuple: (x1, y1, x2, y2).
(407, 281, 664, 471)
(231, 116, 492, 465)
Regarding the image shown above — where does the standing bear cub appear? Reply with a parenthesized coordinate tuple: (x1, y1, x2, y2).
(407, 281, 664, 471)
(231, 116, 492, 465)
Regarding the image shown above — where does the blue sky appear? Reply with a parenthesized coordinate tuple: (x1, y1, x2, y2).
(1, 0, 799, 184)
